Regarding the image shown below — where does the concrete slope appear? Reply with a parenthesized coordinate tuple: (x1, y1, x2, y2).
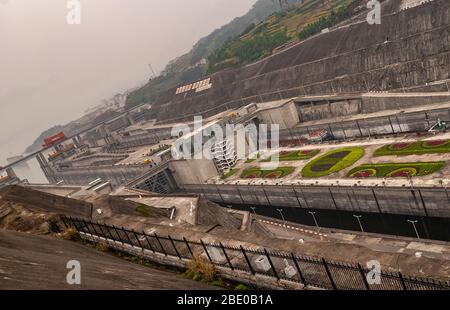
(0, 229, 217, 290)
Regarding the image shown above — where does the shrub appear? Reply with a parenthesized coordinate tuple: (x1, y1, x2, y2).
(95, 242, 110, 252)
(184, 255, 216, 283)
(61, 227, 82, 242)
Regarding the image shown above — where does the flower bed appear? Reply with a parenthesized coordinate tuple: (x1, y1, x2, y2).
(301, 147, 365, 178)
(240, 167, 295, 179)
(261, 149, 320, 162)
(374, 140, 450, 156)
(347, 162, 445, 178)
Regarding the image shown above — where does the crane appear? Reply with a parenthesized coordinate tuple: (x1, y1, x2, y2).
(148, 63, 156, 81)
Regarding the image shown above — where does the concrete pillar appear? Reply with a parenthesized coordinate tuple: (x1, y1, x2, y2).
(36, 153, 57, 183)
(5, 168, 17, 179)
(72, 137, 80, 148)
(126, 113, 135, 125)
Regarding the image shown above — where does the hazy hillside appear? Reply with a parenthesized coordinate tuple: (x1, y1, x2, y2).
(125, 0, 367, 109)
(208, 0, 367, 72)
(125, 0, 301, 109)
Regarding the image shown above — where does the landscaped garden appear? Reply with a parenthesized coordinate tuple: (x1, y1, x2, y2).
(347, 162, 446, 178)
(240, 167, 295, 179)
(245, 153, 260, 163)
(374, 140, 450, 157)
(301, 147, 365, 178)
(222, 168, 240, 179)
(261, 149, 320, 162)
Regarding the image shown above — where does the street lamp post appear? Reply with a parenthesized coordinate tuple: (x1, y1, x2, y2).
(407, 220, 420, 240)
(353, 215, 364, 233)
(276, 209, 286, 227)
(309, 211, 319, 231)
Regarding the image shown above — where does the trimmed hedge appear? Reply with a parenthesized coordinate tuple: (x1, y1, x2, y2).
(301, 147, 365, 178)
(261, 149, 320, 162)
(222, 168, 240, 179)
(374, 140, 450, 157)
(347, 162, 446, 178)
(240, 167, 295, 179)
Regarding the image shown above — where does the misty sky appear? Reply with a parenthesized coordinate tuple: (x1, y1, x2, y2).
(0, 0, 256, 165)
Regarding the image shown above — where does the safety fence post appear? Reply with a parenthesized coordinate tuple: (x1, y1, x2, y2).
(131, 228, 143, 248)
(154, 233, 167, 256)
(122, 227, 134, 246)
(168, 235, 181, 259)
(220, 243, 233, 270)
(142, 231, 155, 253)
(291, 253, 307, 286)
(358, 263, 370, 290)
(264, 249, 279, 280)
(112, 225, 124, 245)
(240, 246, 255, 275)
(183, 237, 194, 258)
(200, 240, 212, 262)
(322, 258, 337, 290)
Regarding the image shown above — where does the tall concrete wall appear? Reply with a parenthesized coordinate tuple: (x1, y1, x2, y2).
(182, 184, 450, 219)
(361, 93, 450, 113)
(148, 0, 450, 123)
(258, 101, 300, 129)
(296, 98, 362, 122)
(0, 185, 92, 218)
(170, 159, 219, 185)
(281, 103, 450, 142)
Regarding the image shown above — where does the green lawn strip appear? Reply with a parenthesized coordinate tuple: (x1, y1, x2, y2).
(245, 152, 261, 163)
(222, 168, 240, 179)
(301, 147, 365, 178)
(374, 140, 450, 157)
(240, 166, 295, 179)
(261, 149, 320, 162)
(347, 162, 446, 178)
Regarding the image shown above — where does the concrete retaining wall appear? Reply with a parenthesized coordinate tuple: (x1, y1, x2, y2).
(0, 185, 92, 218)
(182, 184, 450, 218)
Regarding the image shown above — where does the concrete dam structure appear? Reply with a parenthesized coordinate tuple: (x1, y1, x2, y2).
(149, 0, 450, 123)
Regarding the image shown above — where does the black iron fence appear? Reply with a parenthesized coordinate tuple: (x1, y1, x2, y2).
(61, 216, 450, 290)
